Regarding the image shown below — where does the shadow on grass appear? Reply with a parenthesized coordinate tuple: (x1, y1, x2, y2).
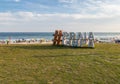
(2, 44, 94, 50)
(32, 54, 90, 58)
(32, 52, 102, 58)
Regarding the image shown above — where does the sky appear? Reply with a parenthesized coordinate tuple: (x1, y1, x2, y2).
(0, 0, 120, 32)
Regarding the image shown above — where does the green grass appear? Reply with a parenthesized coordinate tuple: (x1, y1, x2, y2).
(0, 43, 120, 84)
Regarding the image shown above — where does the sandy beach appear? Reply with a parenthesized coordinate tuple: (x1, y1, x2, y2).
(11, 41, 53, 45)
(0, 40, 53, 45)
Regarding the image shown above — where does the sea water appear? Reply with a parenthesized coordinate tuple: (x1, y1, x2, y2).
(0, 32, 120, 41)
(0, 32, 53, 41)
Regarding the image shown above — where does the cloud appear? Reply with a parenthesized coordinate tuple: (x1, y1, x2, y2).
(0, 11, 120, 24)
(59, 0, 120, 16)
(87, 0, 120, 14)
(59, 0, 74, 3)
(1, 0, 120, 32)
(100, 4, 120, 14)
(0, 11, 120, 32)
(0, 11, 117, 23)
(14, 0, 20, 2)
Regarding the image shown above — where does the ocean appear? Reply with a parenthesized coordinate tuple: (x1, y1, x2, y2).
(0, 32, 53, 41)
(0, 32, 120, 41)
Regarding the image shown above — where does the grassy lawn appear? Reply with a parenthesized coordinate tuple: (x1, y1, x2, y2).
(0, 43, 120, 84)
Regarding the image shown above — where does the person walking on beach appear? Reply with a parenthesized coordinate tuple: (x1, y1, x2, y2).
(6, 40, 9, 45)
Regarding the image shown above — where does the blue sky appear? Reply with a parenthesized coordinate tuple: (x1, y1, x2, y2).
(0, 0, 120, 32)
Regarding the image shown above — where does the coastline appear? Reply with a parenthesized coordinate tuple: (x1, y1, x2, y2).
(0, 40, 53, 45)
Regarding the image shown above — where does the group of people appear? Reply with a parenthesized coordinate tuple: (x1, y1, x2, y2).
(0, 38, 51, 45)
